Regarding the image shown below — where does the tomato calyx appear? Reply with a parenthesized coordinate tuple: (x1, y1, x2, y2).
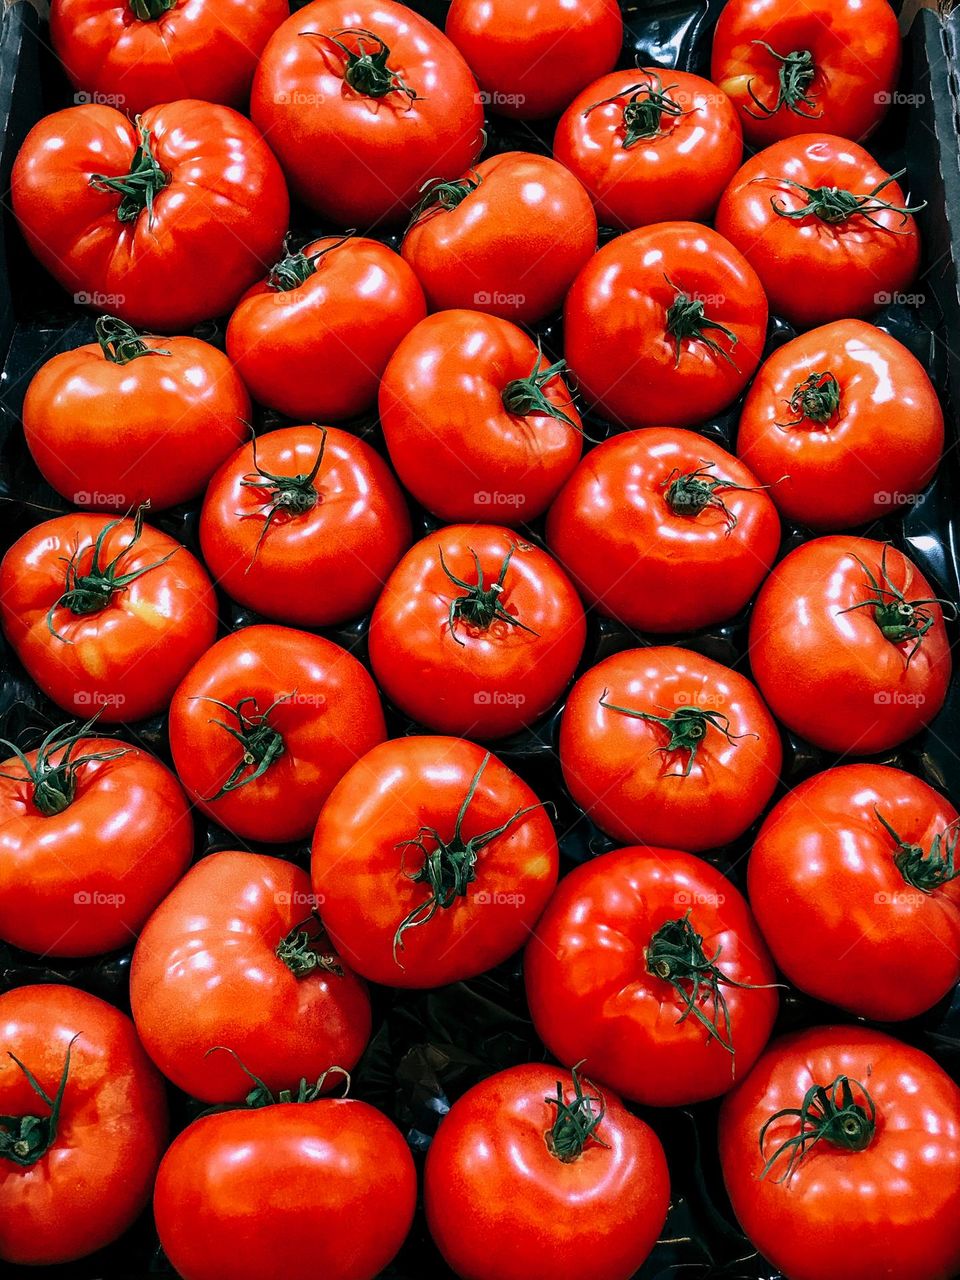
(586, 70, 691, 147)
(407, 170, 482, 230)
(543, 1062, 610, 1163)
(759, 1074, 876, 1183)
(307, 27, 421, 103)
(440, 543, 539, 647)
(241, 427, 326, 567)
(205, 1047, 351, 1109)
(95, 314, 169, 365)
(275, 915, 345, 979)
(745, 42, 820, 122)
(501, 344, 580, 431)
(89, 119, 169, 226)
(0, 716, 126, 817)
(874, 808, 960, 893)
(766, 169, 925, 230)
(598, 690, 754, 778)
(0, 1035, 79, 1167)
(776, 371, 841, 429)
(663, 461, 769, 534)
(664, 276, 739, 369)
(198, 691, 293, 799)
(129, 0, 175, 19)
(838, 546, 956, 665)
(267, 231, 355, 292)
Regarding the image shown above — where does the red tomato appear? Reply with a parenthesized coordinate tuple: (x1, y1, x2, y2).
(168, 625, 385, 843)
(0, 984, 167, 1265)
(131, 850, 371, 1102)
(554, 68, 743, 229)
(368, 525, 586, 739)
(226, 235, 426, 421)
(715, 134, 922, 329)
(425, 1063, 669, 1280)
(525, 847, 778, 1106)
(0, 508, 216, 724)
(402, 152, 597, 325)
(564, 222, 768, 427)
(252, 0, 484, 226)
(546, 428, 781, 632)
(199, 426, 411, 628)
(719, 1026, 960, 1280)
(11, 100, 288, 331)
(737, 320, 944, 529)
(312, 736, 559, 988)
(749, 537, 952, 753)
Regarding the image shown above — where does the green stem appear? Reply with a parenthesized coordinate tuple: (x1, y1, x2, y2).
(746, 42, 820, 121)
(205, 1047, 351, 1108)
(501, 344, 579, 431)
(95, 315, 169, 365)
(760, 1075, 876, 1183)
(767, 169, 925, 230)
(89, 119, 169, 226)
(440, 544, 539, 647)
(275, 916, 344, 978)
(241, 428, 326, 568)
(407, 171, 482, 231)
(586, 70, 691, 146)
(874, 809, 960, 893)
(665, 275, 739, 369)
(129, 0, 175, 18)
(837, 545, 956, 665)
(544, 1062, 610, 1162)
(0, 716, 126, 816)
(304, 27, 420, 102)
(0, 1036, 78, 1167)
(599, 691, 754, 778)
(776, 371, 841, 428)
(199, 692, 293, 799)
(663, 461, 769, 533)
(267, 232, 355, 292)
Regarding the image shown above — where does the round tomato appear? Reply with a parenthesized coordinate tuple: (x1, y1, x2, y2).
(546, 427, 781, 632)
(312, 736, 559, 988)
(368, 525, 586, 739)
(199, 426, 411, 628)
(168, 625, 385, 843)
(0, 984, 167, 1265)
(525, 847, 779, 1107)
(748, 536, 952, 753)
(425, 1063, 669, 1280)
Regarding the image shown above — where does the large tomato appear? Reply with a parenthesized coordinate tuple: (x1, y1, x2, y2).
(11, 100, 288, 331)
(312, 736, 559, 988)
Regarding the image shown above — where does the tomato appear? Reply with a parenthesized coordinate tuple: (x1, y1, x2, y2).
(564, 222, 768, 427)
(168, 625, 385, 843)
(0, 507, 216, 724)
(554, 68, 743, 230)
(546, 428, 781, 633)
(368, 525, 586, 739)
(749, 536, 952, 754)
(0, 984, 167, 1265)
(131, 850, 371, 1102)
(445, 0, 622, 120)
(737, 320, 944, 529)
(719, 1026, 960, 1280)
(312, 736, 559, 988)
(424, 1063, 669, 1280)
(199, 426, 411, 628)
(226, 235, 426, 421)
(402, 152, 597, 325)
(525, 847, 778, 1107)
(11, 100, 288, 331)
(711, 0, 901, 147)
(715, 134, 922, 330)
(252, 0, 484, 226)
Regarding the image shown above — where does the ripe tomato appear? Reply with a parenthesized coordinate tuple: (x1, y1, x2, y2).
(0, 984, 167, 1265)
(425, 1063, 669, 1280)
(554, 68, 743, 230)
(564, 222, 768, 427)
(749, 537, 952, 753)
(546, 428, 781, 632)
(737, 320, 944, 529)
(131, 850, 371, 1102)
(312, 736, 559, 988)
(0, 507, 216, 724)
(719, 1026, 960, 1280)
(23, 316, 251, 511)
(11, 100, 288, 331)
(252, 0, 483, 226)
(226, 235, 426, 421)
(402, 152, 597, 325)
(368, 525, 586, 739)
(715, 134, 922, 329)
(168, 625, 385, 843)
(199, 426, 411, 628)
(525, 847, 778, 1107)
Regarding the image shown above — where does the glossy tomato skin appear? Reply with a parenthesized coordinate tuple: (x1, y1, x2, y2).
(402, 152, 597, 324)
(719, 1026, 960, 1280)
(226, 236, 426, 421)
(546, 428, 781, 632)
(749, 537, 951, 753)
(564, 222, 768, 427)
(199, 426, 411, 627)
(130, 851, 371, 1103)
(368, 525, 586, 739)
(424, 1064, 669, 1280)
(252, 0, 484, 226)
(312, 737, 559, 988)
(168, 626, 386, 843)
(737, 320, 943, 529)
(555, 69, 743, 229)
(0, 984, 168, 1265)
(11, 101, 288, 331)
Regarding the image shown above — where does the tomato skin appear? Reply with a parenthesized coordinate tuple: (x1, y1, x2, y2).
(199, 426, 411, 628)
(737, 320, 944, 529)
(312, 736, 559, 988)
(424, 1064, 669, 1280)
(0, 984, 168, 1265)
(546, 428, 781, 632)
(748, 537, 951, 753)
(402, 152, 597, 324)
(719, 1026, 960, 1280)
